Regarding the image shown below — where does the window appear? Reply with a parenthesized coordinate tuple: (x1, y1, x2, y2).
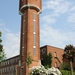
(7, 67, 9, 72)
(22, 35, 24, 56)
(5, 61, 7, 65)
(1, 69, 2, 73)
(22, 47, 24, 56)
(33, 13, 36, 20)
(54, 52, 57, 57)
(22, 15, 25, 37)
(33, 13, 36, 32)
(22, 35, 24, 47)
(33, 46, 36, 55)
(33, 13, 36, 56)
(41, 48, 46, 55)
(5, 68, 6, 72)
(55, 62, 58, 68)
(12, 66, 14, 72)
(33, 33, 36, 46)
(21, 14, 26, 56)
(22, 17, 25, 32)
(19, 60, 21, 67)
(33, 48, 36, 56)
(8, 60, 9, 65)
(15, 58, 17, 62)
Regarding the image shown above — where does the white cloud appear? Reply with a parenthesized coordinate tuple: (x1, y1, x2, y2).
(68, 13, 75, 23)
(41, 15, 56, 25)
(54, 2, 70, 14)
(68, 5, 75, 24)
(40, 24, 75, 48)
(43, 0, 59, 10)
(70, 6, 75, 12)
(43, 0, 71, 15)
(3, 30, 20, 58)
(40, 0, 75, 48)
(0, 21, 20, 58)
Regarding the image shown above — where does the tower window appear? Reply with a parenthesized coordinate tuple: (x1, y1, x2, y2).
(22, 35, 24, 46)
(22, 47, 24, 56)
(33, 34, 36, 46)
(22, 36, 24, 56)
(33, 13, 36, 20)
(33, 13, 36, 32)
(33, 13, 36, 56)
(21, 14, 25, 56)
(33, 48, 36, 56)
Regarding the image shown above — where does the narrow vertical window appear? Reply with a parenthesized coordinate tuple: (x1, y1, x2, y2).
(22, 13, 25, 56)
(33, 13, 36, 32)
(33, 33, 36, 46)
(33, 13, 36, 56)
(33, 48, 36, 56)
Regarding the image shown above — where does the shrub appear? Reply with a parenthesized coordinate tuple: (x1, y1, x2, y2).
(41, 53, 52, 69)
(30, 65, 62, 75)
(60, 70, 75, 75)
(60, 62, 70, 71)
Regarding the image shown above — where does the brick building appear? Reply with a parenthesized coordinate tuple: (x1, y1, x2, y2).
(40, 45, 64, 68)
(0, 45, 64, 75)
(0, 55, 20, 75)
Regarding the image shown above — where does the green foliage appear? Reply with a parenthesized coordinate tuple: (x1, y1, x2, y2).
(0, 31, 2, 37)
(44, 65, 50, 69)
(63, 44, 75, 75)
(26, 52, 33, 68)
(63, 44, 75, 59)
(60, 62, 70, 71)
(41, 53, 52, 69)
(0, 31, 6, 65)
(60, 70, 75, 75)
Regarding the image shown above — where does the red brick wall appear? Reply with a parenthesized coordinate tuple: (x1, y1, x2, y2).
(47, 45, 64, 68)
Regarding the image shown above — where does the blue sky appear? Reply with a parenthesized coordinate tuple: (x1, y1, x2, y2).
(0, 0, 75, 58)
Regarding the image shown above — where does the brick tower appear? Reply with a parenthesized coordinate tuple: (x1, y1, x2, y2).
(18, 0, 42, 75)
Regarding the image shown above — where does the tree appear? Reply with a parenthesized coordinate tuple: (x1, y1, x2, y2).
(63, 44, 75, 75)
(60, 62, 70, 71)
(26, 52, 33, 68)
(0, 31, 6, 65)
(41, 53, 52, 69)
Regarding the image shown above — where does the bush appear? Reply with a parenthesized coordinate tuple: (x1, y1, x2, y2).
(60, 62, 70, 71)
(30, 65, 62, 75)
(41, 53, 52, 69)
(60, 70, 75, 75)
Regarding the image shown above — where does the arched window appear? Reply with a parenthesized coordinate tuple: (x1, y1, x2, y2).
(55, 62, 58, 68)
(54, 52, 57, 57)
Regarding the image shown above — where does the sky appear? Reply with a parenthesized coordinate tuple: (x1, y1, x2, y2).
(0, 0, 75, 58)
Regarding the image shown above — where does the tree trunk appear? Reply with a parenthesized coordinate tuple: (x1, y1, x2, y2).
(70, 59, 73, 75)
